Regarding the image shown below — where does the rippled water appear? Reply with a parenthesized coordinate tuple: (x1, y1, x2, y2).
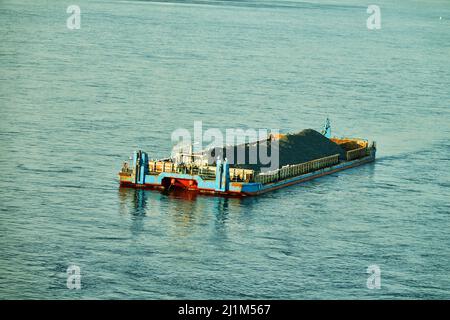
(0, 0, 449, 299)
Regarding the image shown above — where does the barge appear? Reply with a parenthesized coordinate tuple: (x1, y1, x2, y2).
(118, 121, 376, 197)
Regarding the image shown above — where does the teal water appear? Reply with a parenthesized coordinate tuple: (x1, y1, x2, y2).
(0, 0, 449, 299)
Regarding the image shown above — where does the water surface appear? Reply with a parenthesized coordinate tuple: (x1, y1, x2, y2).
(0, 0, 449, 299)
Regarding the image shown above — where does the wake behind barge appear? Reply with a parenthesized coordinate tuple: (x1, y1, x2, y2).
(118, 123, 376, 197)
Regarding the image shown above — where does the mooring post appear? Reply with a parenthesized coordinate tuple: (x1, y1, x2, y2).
(132, 151, 139, 184)
(138, 151, 148, 185)
(223, 158, 230, 191)
(215, 158, 222, 191)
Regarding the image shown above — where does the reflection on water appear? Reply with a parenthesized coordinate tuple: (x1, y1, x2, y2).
(118, 187, 148, 217)
(118, 187, 260, 236)
(118, 188, 148, 237)
(212, 197, 229, 240)
(163, 189, 199, 201)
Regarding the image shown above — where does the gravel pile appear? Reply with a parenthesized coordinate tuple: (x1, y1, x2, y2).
(337, 141, 361, 151)
(207, 129, 346, 171)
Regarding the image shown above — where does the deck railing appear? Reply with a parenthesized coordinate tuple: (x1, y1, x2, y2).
(346, 147, 368, 161)
(148, 161, 254, 182)
(148, 153, 345, 185)
(254, 154, 340, 184)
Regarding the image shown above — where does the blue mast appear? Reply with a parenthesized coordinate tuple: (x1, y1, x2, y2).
(322, 118, 331, 139)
